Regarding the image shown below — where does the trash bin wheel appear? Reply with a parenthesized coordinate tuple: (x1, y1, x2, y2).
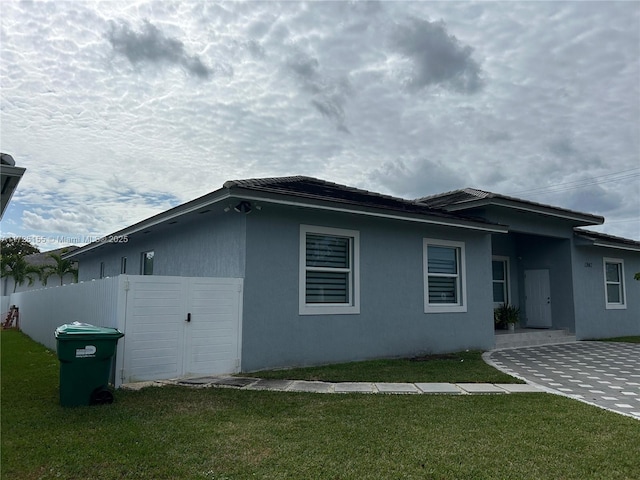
(90, 387, 114, 405)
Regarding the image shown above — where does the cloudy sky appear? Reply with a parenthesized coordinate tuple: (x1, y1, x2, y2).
(1, 0, 639, 250)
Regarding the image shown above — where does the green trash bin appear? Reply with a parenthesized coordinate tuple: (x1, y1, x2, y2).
(55, 322, 124, 407)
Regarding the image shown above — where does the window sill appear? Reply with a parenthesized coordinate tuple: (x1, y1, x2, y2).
(299, 304, 360, 315)
(605, 303, 627, 310)
(425, 305, 468, 314)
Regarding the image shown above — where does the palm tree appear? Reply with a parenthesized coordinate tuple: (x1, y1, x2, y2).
(41, 250, 79, 286)
(1, 255, 42, 293)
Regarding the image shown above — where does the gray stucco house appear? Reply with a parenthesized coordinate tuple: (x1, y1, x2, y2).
(65, 176, 640, 372)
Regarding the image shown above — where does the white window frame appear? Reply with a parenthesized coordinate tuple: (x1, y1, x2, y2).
(492, 256, 510, 307)
(141, 251, 154, 275)
(603, 257, 626, 310)
(423, 238, 467, 313)
(299, 225, 360, 315)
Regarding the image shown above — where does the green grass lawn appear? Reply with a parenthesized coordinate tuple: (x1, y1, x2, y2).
(3, 330, 640, 480)
(248, 350, 523, 383)
(598, 336, 640, 344)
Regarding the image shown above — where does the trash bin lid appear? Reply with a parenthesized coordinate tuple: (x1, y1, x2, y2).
(55, 322, 124, 339)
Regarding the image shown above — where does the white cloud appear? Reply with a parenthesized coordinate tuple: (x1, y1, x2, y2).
(0, 0, 638, 241)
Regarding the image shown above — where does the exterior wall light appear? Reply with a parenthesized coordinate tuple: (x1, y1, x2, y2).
(233, 201, 252, 214)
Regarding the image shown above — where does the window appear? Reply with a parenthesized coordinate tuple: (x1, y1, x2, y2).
(120, 256, 127, 274)
(299, 225, 360, 315)
(492, 256, 510, 305)
(141, 251, 154, 275)
(424, 239, 467, 313)
(603, 258, 626, 309)
(99, 262, 105, 279)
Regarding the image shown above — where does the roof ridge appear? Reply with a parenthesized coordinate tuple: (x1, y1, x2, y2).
(414, 187, 492, 203)
(225, 175, 416, 205)
(223, 175, 312, 188)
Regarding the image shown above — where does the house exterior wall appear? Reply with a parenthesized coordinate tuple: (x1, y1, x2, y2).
(491, 232, 575, 331)
(571, 244, 640, 339)
(514, 235, 576, 332)
(241, 204, 494, 372)
(77, 210, 246, 281)
(66, 190, 639, 373)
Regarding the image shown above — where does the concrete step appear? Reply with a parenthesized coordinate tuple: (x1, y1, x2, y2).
(493, 329, 576, 350)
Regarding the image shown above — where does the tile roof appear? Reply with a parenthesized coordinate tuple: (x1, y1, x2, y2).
(224, 176, 489, 223)
(574, 228, 640, 249)
(224, 176, 414, 206)
(65, 176, 508, 260)
(25, 246, 79, 267)
(415, 188, 493, 208)
(416, 187, 603, 224)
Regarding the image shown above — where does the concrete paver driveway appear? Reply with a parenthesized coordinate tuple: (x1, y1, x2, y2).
(485, 341, 640, 420)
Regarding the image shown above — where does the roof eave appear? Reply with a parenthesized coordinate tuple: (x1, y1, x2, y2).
(228, 186, 508, 233)
(590, 241, 640, 252)
(66, 184, 509, 260)
(64, 189, 233, 259)
(1, 165, 26, 220)
(574, 231, 640, 252)
(442, 198, 604, 226)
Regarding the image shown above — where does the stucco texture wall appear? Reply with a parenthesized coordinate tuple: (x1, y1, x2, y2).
(76, 210, 246, 281)
(572, 244, 640, 339)
(241, 205, 495, 371)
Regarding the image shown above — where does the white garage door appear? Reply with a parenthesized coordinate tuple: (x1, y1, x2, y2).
(121, 276, 242, 384)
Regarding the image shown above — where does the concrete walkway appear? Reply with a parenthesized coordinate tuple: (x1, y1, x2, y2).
(485, 341, 640, 420)
(123, 376, 542, 395)
(122, 342, 640, 420)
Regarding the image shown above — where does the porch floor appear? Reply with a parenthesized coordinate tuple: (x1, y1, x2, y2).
(493, 328, 576, 349)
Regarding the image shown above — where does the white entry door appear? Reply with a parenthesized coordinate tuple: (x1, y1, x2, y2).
(524, 269, 552, 328)
(121, 276, 243, 384)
